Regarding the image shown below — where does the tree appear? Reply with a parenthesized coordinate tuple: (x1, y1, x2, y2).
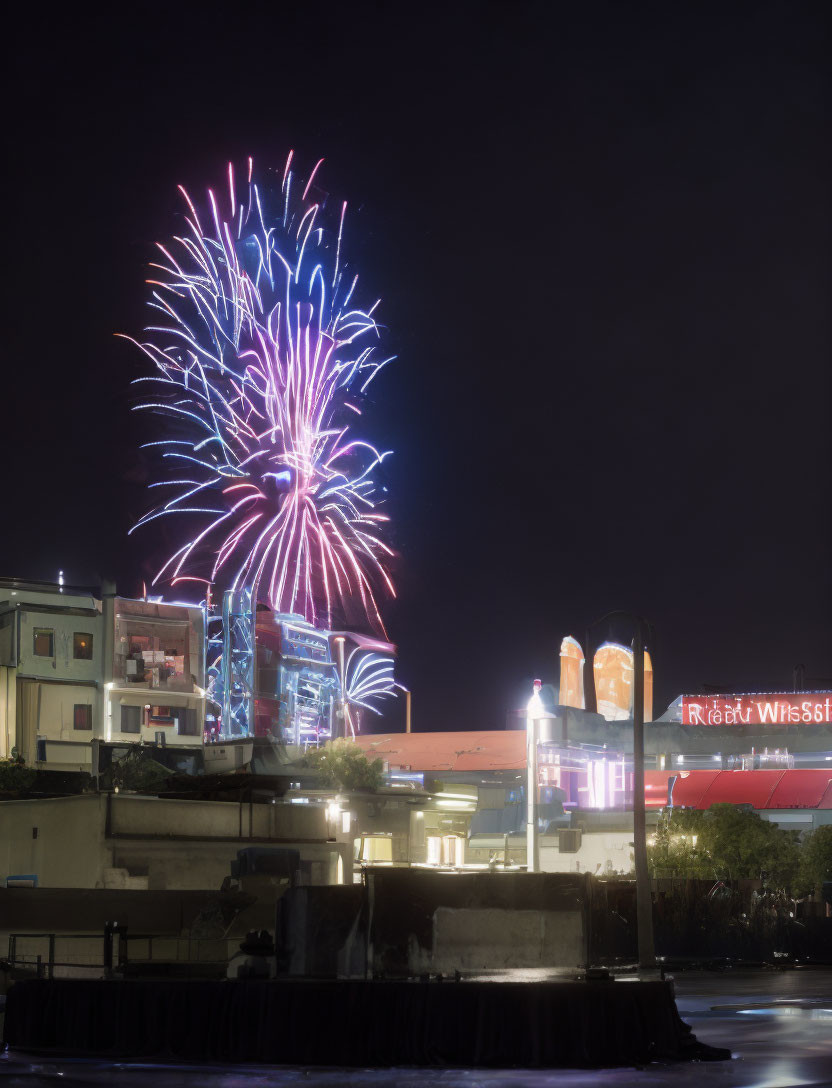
(306, 739, 384, 791)
(0, 752, 37, 794)
(793, 825, 832, 899)
(648, 804, 799, 889)
(101, 748, 174, 793)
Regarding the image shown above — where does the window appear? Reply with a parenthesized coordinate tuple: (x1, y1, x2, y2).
(73, 704, 93, 730)
(73, 633, 93, 660)
(120, 705, 142, 734)
(177, 709, 200, 736)
(150, 706, 174, 723)
(33, 628, 54, 657)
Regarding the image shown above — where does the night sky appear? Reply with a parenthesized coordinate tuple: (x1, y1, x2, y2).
(6, 2, 830, 731)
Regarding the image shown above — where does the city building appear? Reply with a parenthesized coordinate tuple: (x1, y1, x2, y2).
(356, 674, 832, 876)
(0, 577, 206, 771)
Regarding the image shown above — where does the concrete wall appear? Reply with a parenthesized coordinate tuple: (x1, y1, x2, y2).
(0, 793, 340, 892)
(428, 907, 584, 973)
(278, 871, 590, 978)
(0, 794, 108, 888)
(108, 794, 327, 841)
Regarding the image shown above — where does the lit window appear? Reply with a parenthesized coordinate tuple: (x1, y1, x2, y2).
(426, 836, 442, 865)
(73, 633, 93, 660)
(33, 628, 54, 657)
(121, 705, 142, 734)
(73, 704, 93, 730)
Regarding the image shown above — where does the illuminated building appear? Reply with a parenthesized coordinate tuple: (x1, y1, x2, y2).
(558, 636, 653, 721)
(0, 577, 206, 770)
(253, 611, 338, 745)
(204, 589, 395, 748)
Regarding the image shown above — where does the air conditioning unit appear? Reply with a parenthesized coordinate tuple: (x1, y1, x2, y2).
(558, 829, 582, 854)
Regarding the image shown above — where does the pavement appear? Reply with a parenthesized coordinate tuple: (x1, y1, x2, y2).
(1, 967, 831, 1086)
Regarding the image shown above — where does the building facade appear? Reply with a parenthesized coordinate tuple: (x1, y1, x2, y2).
(0, 578, 206, 771)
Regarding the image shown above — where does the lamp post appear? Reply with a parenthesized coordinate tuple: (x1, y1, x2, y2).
(526, 679, 544, 873)
(394, 683, 411, 732)
(586, 612, 656, 974)
(333, 636, 347, 739)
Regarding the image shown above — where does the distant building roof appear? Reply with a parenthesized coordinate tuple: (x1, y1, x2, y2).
(645, 768, 832, 810)
(355, 731, 526, 772)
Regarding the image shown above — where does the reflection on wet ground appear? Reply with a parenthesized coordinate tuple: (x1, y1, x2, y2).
(2, 968, 831, 1087)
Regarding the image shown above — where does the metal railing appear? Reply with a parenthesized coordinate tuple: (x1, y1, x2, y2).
(6, 926, 239, 979)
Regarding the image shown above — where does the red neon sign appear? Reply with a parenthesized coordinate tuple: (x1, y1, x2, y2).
(681, 693, 832, 727)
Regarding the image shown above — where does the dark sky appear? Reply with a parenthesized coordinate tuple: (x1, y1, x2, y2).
(5, 1, 830, 730)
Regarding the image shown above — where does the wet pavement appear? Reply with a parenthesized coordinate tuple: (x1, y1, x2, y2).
(1, 967, 831, 1086)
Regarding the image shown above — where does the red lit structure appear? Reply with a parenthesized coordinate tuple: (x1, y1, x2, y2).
(644, 768, 832, 810)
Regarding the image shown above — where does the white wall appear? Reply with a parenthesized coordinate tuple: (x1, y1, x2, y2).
(17, 609, 102, 685)
(0, 793, 335, 891)
(103, 688, 204, 747)
(0, 795, 109, 888)
(0, 665, 15, 757)
(539, 830, 634, 876)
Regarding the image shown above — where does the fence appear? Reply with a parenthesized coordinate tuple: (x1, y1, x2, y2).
(589, 878, 832, 965)
(6, 926, 238, 979)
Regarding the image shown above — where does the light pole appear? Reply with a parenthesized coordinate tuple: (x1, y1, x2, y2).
(586, 612, 656, 974)
(333, 636, 347, 739)
(526, 679, 544, 873)
(394, 683, 411, 732)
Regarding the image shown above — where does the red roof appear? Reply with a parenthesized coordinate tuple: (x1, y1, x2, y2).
(697, 769, 784, 809)
(768, 769, 832, 809)
(644, 769, 832, 811)
(355, 735, 832, 810)
(644, 770, 673, 807)
(665, 769, 722, 808)
(355, 731, 526, 772)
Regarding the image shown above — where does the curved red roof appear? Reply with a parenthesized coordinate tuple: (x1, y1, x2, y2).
(667, 769, 722, 808)
(645, 768, 832, 811)
(768, 769, 832, 809)
(699, 769, 784, 808)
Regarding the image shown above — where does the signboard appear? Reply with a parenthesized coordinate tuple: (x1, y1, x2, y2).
(681, 693, 832, 727)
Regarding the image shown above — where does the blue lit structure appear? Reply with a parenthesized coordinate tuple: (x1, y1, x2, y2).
(254, 612, 339, 745)
(205, 593, 395, 746)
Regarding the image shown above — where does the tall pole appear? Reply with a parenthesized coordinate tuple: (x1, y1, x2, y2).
(584, 626, 596, 713)
(632, 625, 655, 972)
(405, 689, 411, 733)
(526, 680, 542, 873)
(334, 636, 346, 740)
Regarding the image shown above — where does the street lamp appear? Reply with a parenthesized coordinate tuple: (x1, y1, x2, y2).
(526, 679, 544, 873)
(395, 683, 412, 733)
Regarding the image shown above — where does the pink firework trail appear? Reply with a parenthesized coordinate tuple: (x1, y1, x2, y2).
(123, 155, 395, 633)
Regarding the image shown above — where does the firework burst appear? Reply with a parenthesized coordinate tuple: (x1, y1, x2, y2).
(123, 155, 395, 632)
